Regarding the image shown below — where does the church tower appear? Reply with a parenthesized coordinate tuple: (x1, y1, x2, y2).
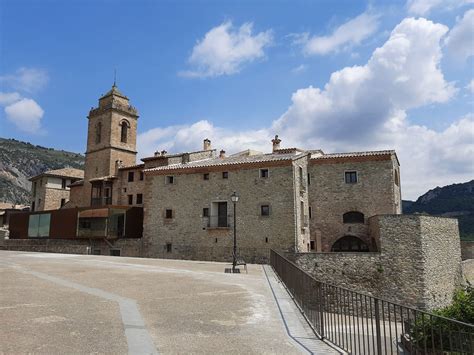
(83, 83, 139, 206)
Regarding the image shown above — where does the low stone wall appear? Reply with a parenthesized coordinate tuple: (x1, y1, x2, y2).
(461, 241, 474, 260)
(462, 259, 474, 284)
(2, 238, 143, 257)
(289, 215, 463, 311)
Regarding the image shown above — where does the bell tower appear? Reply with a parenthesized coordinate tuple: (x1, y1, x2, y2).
(83, 83, 139, 206)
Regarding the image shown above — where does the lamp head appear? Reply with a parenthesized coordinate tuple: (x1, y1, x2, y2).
(231, 191, 239, 203)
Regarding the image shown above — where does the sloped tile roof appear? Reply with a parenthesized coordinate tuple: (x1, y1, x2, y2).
(311, 150, 395, 159)
(29, 167, 84, 181)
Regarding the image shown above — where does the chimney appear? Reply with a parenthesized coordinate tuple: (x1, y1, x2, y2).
(203, 138, 211, 151)
(271, 135, 281, 152)
(154, 150, 161, 157)
(219, 149, 226, 158)
(115, 160, 123, 174)
(161, 150, 167, 156)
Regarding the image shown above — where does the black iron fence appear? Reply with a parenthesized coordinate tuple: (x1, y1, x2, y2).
(270, 249, 474, 355)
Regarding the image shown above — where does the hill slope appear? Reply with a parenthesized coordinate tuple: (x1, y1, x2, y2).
(0, 138, 84, 205)
(403, 180, 474, 240)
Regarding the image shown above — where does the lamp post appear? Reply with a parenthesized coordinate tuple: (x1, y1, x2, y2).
(231, 191, 239, 273)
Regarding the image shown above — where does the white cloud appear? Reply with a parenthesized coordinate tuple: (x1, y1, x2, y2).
(0, 67, 49, 93)
(0, 92, 21, 105)
(180, 21, 273, 78)
(291, 64, 308, 74)
(295, 11, 380, 56)
(444, 9, 474, 62)
(4, 98, 44, 133)
(138, 17, 472, 199)
(466, 79, 474, 93)
(406, 0, 473, 15)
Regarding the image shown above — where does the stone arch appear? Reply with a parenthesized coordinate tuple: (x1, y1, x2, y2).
(343, 211, 365, 224)
(331, 235, 369, 252)
(120, 120, 130, 143)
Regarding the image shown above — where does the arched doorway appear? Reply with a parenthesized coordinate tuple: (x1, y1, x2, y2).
(331, 235, 369, 252)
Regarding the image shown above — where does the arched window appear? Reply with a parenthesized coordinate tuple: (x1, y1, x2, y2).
(331, 236, 369, 252)
(343, 211, 365, 224)
(394, 169, 400, 186)
(120, 121, 129, 143)
(95, 122, 102, 144)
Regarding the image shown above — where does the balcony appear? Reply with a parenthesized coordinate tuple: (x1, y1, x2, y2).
(91, 197, 112, 206)
(207, 215, 231, 229)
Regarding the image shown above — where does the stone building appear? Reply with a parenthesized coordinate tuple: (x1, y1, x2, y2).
(29, 168, 84, 211)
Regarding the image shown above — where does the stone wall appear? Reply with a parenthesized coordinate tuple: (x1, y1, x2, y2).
(461, 241, 474, 260)
(143, 162, 299, 263)
(114, 168, 145, 206)
(290, 215, 462, 310)
(43, 187, 71, 210)
(307, 153, 400, 252)
(2, 238, 143, 257)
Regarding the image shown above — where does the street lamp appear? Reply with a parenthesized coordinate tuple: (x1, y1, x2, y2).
(231, 191, 239, 273)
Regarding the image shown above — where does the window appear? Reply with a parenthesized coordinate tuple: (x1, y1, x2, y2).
(140, 171, 144, 181)
(260, 169, 269, 178)
(222, 171, 228, 179)
(33, 182, 37, 196)
(331, 236, 369, 252)
(166, 243, 172, 253)
(136, 194, 143, 204)
(307, 173, 311, 185)
(299, 167, 303, 184)
(343, 211, 365, 224)
(110, 249, 121, 256)
(31, 201, 35, 212)
(128, 171, 134, 182)
(120, 121, 129, 143)
(394, 169, 400, 186)
(309, 206, 312, 219)
(261, 205, 270, 216)
(265, 237, 269, 243)
(95, 122, 102, 144)
(166, 176, 174, 184)
(310, 241, 315, 250)
(123, 188, 127, 193)
(165, 209, 173, 219)
(202, 208, 209, 217)
(203, 173, 209, 180)
(61, 179, 66, 189)
(128, 195, 133, 205)
(60, 198, 66, 207)
(345, 171, 358, 183)
(92, 249, 101, 255)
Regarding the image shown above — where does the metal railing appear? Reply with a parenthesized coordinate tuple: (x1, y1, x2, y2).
(91, 197, 112, 206)
(207, 215, 230, 228)
(270, 249, 474, 354)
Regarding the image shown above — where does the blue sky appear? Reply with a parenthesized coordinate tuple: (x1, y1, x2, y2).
(0, 0, 473, 199)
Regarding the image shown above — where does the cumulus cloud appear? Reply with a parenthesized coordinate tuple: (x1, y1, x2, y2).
(444, 9, 474, 62)
(180, 21, 273, 78)
(0, 67, 48, 93)
(406, 0, 473, 15)
(0, 92, 21, 105)
(294, 11, 380, 56)
(4, 98, 44, 133)
(466, 79, 474, 93)
(138, 17, 472, 199)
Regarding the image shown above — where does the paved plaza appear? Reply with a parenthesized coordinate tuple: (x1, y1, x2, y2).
(0, 251, 340, 354)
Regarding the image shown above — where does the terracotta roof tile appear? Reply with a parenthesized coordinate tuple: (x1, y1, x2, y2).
(29, 167, 84, 181)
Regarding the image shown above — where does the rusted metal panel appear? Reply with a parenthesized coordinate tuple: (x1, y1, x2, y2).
(125, 207, 143, 238)
(8, 212, 29, 239)
(50, 208, 78, 238)
(79, 208, 109, 218)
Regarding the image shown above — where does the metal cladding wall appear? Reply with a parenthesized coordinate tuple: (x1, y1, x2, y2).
(125, 207, 143, 238)
(8, 212, 29, 239)
(50, 208, 78, 238)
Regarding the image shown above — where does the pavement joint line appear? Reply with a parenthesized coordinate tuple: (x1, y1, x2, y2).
(2, 261, 158, 355)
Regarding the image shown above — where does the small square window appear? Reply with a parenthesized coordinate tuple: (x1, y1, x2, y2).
(123, 188, 127, 193)
(165, 209, 173, 219)
(110, 249, 121, 256)
(61, 179, 67, 189)
(128, 195, 133, 205)
(166, 243, 172, 253)
(222, 172, 228, 179)
(140, 171, 144, 181)
(203, 173, 209, 180)
(128, 171, 134, 182)
(166, 176, 174, 184)
(261, 205, 270, 216)
(203, 208, 209, 217)
(60, 198, 66, 207)
(136, 194, 143, 204)
(345, 171, 358, 184)
(260, 169, 269, 178)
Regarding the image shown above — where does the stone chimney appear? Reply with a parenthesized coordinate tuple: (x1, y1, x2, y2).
(219, 149, 226, 158)
(115, 160, 123, 174)
(154, 150, 161, 157)
(203, 138, 211, 151)
(271, 135, 281, 152)
(161, 150, 167, 156)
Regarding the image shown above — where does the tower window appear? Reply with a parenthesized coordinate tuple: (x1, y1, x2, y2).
(345, 171, 358, 184)
(136, 194, 143, 204)
(120, 121, 129, 143)
(95, 122, 102, 144)
(128, 171, 134, 182)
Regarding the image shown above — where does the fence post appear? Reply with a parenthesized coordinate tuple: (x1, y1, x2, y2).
(318, 283, 325, 339)
(374, 298, 382, 355)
